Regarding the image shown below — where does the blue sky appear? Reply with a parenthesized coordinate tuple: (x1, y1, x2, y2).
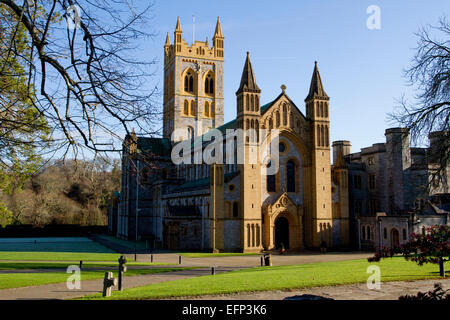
(140, 0, 449, 153)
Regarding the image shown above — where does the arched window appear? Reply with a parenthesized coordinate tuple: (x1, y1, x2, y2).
(367, 226, 371, 240)
(247, 224, 251, 247)
(320, 102, 324, 117)
(184, 71, 194, 93)
(205, 73, 214, 94)
(233, 202, 238, 217)
(190, 100, 196, 116)
(209, 77, 214, 94)
(204, 101, 210, 117)
(325, 125, 329, 147)
(321, 125, 325, 147)
(317, 125, 321, 146)
(283, 104, 287, 126)
(187, 127, 194, 141)
(266, 161, 276, 192)
(316, 102, 320, 117)
(246, 95, 250, 111)
(210, 103, 215, 117)
(286, 160, 296, 192)
(324, 103, 328, 118)
(184, 75, 189, 92)
(361, 225, 366, 240)
(276, 111, 280, 127)
(402, 228, 407, 240)
(251, 95, 254, 111)
(255, 96, 259, 111)
(183, 100, 189, 116)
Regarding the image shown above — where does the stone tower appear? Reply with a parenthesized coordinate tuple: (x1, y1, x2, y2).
(236, 52, 263, 252)
(305, 61, 333, 247)
(163, 17, 225, 142)
(332, 140, 351, 247)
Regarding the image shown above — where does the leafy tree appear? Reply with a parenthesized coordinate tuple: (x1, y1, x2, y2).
(368, 225, 450, 277)
(0, 202, 12, 228)
(1, 4, 50, 220)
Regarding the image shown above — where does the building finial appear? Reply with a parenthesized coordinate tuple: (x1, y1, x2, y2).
(165, 32, 170, 47)
(214, 16, 223, 37)
(175, 16, 182, 32)
(281, 84, 286, 93)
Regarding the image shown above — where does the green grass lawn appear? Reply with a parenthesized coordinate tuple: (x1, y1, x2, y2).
(81, 257, 448, 300)
(0, 261, 168, 270)
(0, 266, 196, 290)
(0, 251, 122, 261)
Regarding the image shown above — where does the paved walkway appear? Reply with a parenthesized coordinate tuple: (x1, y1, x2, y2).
(184, 278, 450, 300)
(124, 251, 373, 267)
(0, 267, 237, 300)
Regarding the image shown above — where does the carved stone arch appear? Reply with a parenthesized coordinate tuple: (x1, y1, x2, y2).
(182, 67, 197, 93)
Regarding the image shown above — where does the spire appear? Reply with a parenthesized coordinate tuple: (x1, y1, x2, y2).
(165, 32, 170, 47)
(205, 36, 209, 48)
(175, 16, 182, 32)
(236, 52, 260, 94)
(305, 61, 328, 101)
(214, 16, 223, 38)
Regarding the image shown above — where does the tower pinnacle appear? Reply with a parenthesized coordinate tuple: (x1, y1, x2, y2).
(305, 61, 328, 101)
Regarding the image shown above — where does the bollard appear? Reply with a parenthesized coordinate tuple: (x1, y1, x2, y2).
(118, 255, 127, 291)
(79, 260, 83, 269)
(179, 255, 182, 265)
(211, 267, 215, 275)
(102, 272, 118, 297)
(151, 254, 154, 263)
(264, 253, 272, 266)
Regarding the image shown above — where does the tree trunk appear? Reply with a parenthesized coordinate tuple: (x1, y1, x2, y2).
(439, 258, 445, 277)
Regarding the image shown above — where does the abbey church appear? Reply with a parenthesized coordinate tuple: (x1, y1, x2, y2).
(111, 17, 449, 252)
(111, 17, 351, 252)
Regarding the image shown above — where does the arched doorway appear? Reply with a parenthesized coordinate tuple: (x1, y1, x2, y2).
(391, 228, 399, 248)
(275, 216, 289, 249)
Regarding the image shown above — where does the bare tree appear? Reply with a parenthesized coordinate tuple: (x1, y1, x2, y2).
(390, 16, 450, 190)
(0, 0, 161, 161)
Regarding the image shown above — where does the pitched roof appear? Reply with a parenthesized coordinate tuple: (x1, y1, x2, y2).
(236, 52, 260, 94)
(137, 137, 171, 157)
(305, 61, 329, 101)
(170, 171, 239, 193)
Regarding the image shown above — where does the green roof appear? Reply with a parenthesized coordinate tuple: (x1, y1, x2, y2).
(171, 171, 239, 193)
(137, 137, 171, 157)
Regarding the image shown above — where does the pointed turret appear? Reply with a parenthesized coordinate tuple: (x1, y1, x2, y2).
(236, 52, 260, 95)
(174, 17, 182, 53)
(305, 61, 329, 101)
(175, 16, 182, 32)
(164, 32, 170, 47)
(205, 37, 209, 48)
(212, 17, 224, 58)
(213, 16, 223, 37)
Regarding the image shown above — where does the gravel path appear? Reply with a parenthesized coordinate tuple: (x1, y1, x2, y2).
(183, 278, 450, 300)
(0, 267, 238, 300)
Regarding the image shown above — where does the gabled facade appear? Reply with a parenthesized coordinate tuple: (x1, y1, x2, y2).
(114, 17, 352, 252)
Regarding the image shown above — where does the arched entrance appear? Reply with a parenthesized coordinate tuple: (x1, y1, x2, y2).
(391, 228, 399, 248)
(275, 216, 289, 249)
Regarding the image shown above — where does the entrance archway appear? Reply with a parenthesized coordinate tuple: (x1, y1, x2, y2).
(275, 216, 289, 249)
(391, 228, 399, 248)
